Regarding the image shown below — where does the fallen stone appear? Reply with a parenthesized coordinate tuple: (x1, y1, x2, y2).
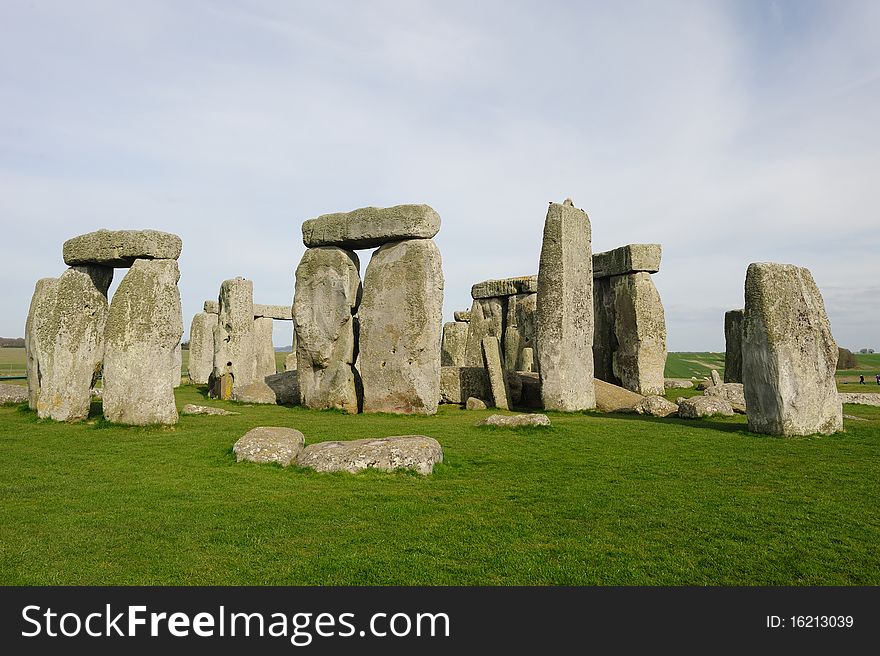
(233, 427, 305, 467)
(212, 277, 257, 394)
(704, 383, 746, 408)
(439, 366, 491, 405)
(0, 383, 28, 405)
(594, 379, 644, 413)
(63, 229, 182, 267)
(293, 247, 361, 412)
(296, 436, 443, 475)
(482, 336, 511, 410)
(592, 244, 661, 279)
(463, 297, 505, 366)
(253, 304, 292, 320)
(478, 413, 551, 427)
(453, 310, 471, 322)
(204, 300, 219, 314)
(664, 378, 694, 389)
(302, 204, 441, 249)
(471, 275, 538, 299)
(537, 201, 595, 411)
(465, 397, 487, 410)
(359, 239, 443, 414)
(233, 380, 277, 404)
(29, 266, 112, 421)
(724, 309, 744, 383)
(677, 396, 735, 418)
(633, 395, 679, 417)
(103, 259, 182, 425)
(839, 393, 880, 407)
(181, 404, 239, 416)
(743, 263, 842, 436)
(187, 312, 218, 385)
(441, 321, 468, 367)
(253, 316, 277, 381)
(265, 371, 301, 405)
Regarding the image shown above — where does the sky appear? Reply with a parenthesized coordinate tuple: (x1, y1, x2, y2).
(2, 0, 878, 351)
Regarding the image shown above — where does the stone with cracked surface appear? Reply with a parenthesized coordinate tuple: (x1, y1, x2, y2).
(592, 243, 661, 279)
(302, 204, 440, 249)
(234, 427, 305, 467)
(296, 436, 443, 475)
(63, 229, 182, 267)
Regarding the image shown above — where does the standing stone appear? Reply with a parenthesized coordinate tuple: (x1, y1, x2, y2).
(503, 293, 538, 372)
(536, 201, 595, 411)
(212, 277, 257, 393)
(518, 347, 535, 373)
(359, 239, 443, 414)
(253, 316, 277, 380)
(463, 297, 505, 366)
(25, 277, 59, 410)
(103, 259, 182, 425)
(724, 309, 744, 383)
(482, 336, 511, 410)
(187, 312, 218, 385)
(441, 321, 468, 367)
(293, 247, 361, 413)
(203, 300, 220, 314)
(172, 343, 182, 387)
(609, 272, 666, 396)
(30, 266, 112, 421)
(742, 263, 842, 436)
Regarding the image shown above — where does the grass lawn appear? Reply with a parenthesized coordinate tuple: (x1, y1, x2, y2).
(1, 384, 878, 586)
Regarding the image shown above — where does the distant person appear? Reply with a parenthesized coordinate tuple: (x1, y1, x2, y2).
(859, 375, 865, 384)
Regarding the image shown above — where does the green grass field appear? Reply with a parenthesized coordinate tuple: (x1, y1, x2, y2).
(1, 382, 879, 586)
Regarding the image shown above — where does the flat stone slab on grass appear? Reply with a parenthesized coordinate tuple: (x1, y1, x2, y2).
(594, 379, 644, 413)
(233, 380, 277, 404)
(0, 383, 28, 405)
(633, 395, 679, 417)
(233, 427, 305, 466)
(839, 393, 880, 407)
(478, 414, 551, 427)
(63, 229, 182, 267)
(296, 436, 443, 475)
(302, 204, 440, 249)
(181, 404, 239, 416)
(664, 378, 694, 389)
(677, 396, 735, 418)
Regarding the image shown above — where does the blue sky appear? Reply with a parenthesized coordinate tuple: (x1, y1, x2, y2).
(2, 0, 878, 351)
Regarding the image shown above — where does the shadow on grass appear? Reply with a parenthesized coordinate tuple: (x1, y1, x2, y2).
(592, 410, 755, 436)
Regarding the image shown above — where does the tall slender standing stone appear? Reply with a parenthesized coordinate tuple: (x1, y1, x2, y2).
(213, 277, 256, 393)
(536, 201, 595, 411)
(441, 321, 468, 367)
(742, 263, 842, 436)
(724, 309, 744, 384)
(482, 336, 511, 410)
(463, 297, 506, 366)
(31, 266, 112, 421)
(293, 247, 361, 413)
(253, 316, 277, 380)
(25, 277, 59, 410)
(103, 259, 182, 425)
(359, 239, 443, 414)
(187, 312, 218, 385)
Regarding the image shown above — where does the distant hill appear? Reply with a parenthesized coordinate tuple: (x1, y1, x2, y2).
(0, 338, 25, 348)
(274, 346, 293, 352)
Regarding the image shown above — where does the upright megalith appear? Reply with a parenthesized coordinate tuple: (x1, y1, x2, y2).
(441, 321, 468, 367)
(724, 309, 744, 384)
(463, 297, 505, 366)
(187, 311, 218, 385)
(25, 277, 59, 410)
(482, 336, 511, 410)
(253, 316, 277, 380)
(292, 247, 361, 413)
(103, 259, 182, 425)
(742, 263, 842, 436)
(212, 277, 257, 394)
(503, 292, 538, 373)
(536, 200, 595, 411)
(359, 239, 443, 414)
(28, 266, 112, 421)
(302, 204, 441, 250)
(63, 229, 182, 267)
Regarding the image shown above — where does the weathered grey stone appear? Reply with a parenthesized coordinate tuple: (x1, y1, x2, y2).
(743, 263, 842, 436)
(233, 427, 304, 467)
(302, 204, 441, 249)
(695, 379, 712, 391)
(439, 366, 491, 404)
(253, 316, 277, 381)
(103, 259, 181, 425)
(478, 413, 551, 427)
(172, 342, 182, 387)
(187, 312, 218, 385)
(704, 382, 746, 409)
(29, 266, 112, 421)
(453, 310, 471, 322)
(506, 369, 523, 406)
(482, 336, 511, 410)
(233, 380, 277, 404)
(518, 347, 535, 373)
(710, 369, 722, 386)
(504, 293, 538, 373)
(463, 297, 505, 366)
(592, 244, 661, 279)
(296, 436, 443, 475)
(63, 229, 182, 267)
(536, 201, 595, 411)
(25, 277, 59, 410)
(0, 383, 28, 405)
(213, 277, 257, 394)
(203, 300, 219, 314)
(441, 321, 468, 367)
(593, 272, 666, 396)
(465, 396, 487, 410)
(284, 351, 297, 372)
(593, 379, 644, 413)
(633, 395, 679, 417)
(359, 239, 443, 414)
(724, 309, 744, 383)
(293, 247, 361, 413)
(181, 404, 239, 416)
(253, 304, 292, 320)
(677, 395, 734, 418)
(839, 393, 880, 407)
(664, 378, 694, 389)
(471, 275, 538, 299)
(265, 371, 301, 405)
